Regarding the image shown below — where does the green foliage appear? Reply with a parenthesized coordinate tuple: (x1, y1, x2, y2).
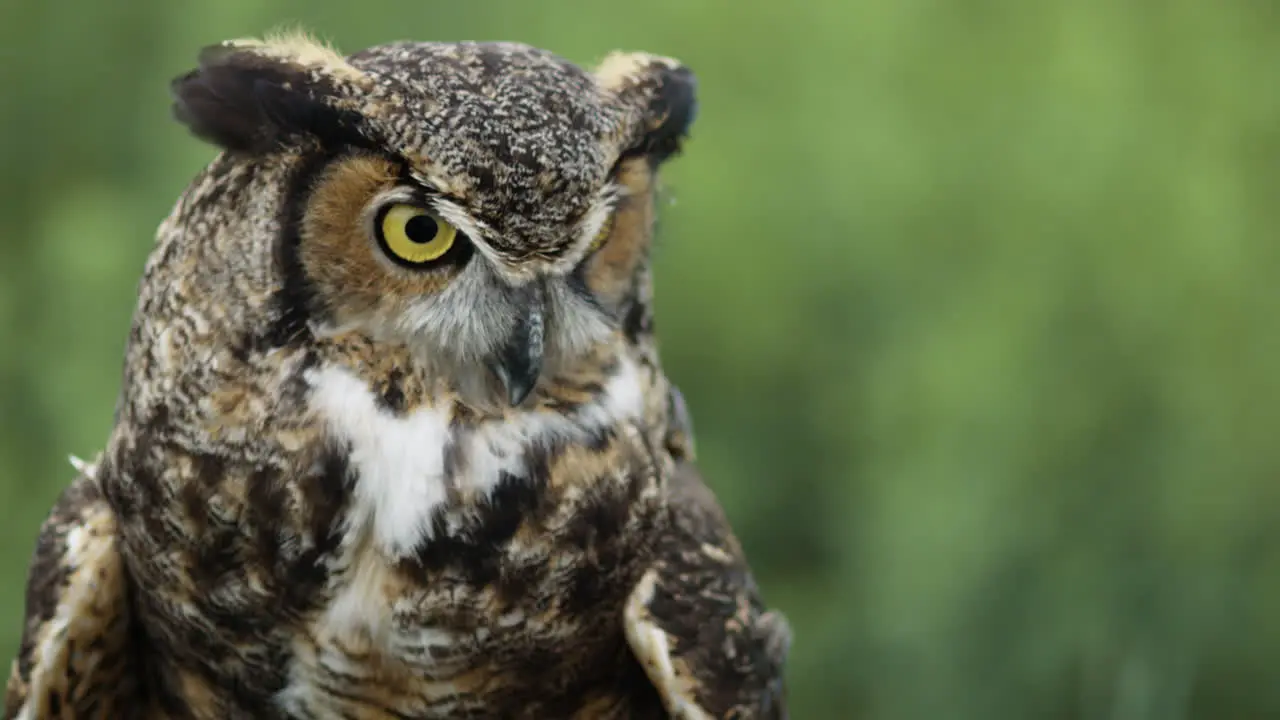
(3, 1, 1279, 717)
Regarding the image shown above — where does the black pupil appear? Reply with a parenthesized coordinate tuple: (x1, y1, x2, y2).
(404, 215, 439, 245)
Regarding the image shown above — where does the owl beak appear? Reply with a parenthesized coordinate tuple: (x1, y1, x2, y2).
(487, 291, 546, 407)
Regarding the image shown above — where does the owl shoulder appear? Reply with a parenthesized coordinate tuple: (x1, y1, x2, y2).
(5, 457, 146, 720)
(623, 388, 792, 719)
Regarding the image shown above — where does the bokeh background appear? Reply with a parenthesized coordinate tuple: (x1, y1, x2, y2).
(3, 1, 1280, 718)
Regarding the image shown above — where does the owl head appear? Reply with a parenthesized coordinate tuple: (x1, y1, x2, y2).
(165, 33, 696, 407)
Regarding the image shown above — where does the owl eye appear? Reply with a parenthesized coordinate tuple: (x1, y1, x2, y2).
(376, 204, 458, 267)
(587, 212, 615, 254)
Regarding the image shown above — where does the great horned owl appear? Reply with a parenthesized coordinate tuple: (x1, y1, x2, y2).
(4, 33, 791, 719)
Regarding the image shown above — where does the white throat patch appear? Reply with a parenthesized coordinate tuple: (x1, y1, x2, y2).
(307, 357, 645, 557)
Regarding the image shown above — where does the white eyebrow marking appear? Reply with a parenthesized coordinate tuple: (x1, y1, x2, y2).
(430, 197, 491, 249)
(404, 168, 622, 276)
(553, 182, 623, 272)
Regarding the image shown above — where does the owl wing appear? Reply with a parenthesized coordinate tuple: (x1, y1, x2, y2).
(5, 456, 144, 720)
(624, 390, 792, 720)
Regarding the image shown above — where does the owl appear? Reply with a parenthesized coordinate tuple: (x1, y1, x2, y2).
(4, 33, 791, 719)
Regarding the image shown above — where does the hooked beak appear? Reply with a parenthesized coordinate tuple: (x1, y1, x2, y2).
(487, 285, 546, 407)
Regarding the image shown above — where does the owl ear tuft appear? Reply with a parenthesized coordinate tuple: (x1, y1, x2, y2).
(170, 35, 372, 155)
(595, 52, 698, 165)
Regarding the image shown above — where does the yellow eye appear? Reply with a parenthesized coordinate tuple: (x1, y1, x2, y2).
(377, 204, 457, 266)
(588, 212, 615, 253)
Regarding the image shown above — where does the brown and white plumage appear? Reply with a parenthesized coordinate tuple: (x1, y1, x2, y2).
(626, 393, 791, 719)
(4, 459, 146, 720)
(5, 33, 790, 719)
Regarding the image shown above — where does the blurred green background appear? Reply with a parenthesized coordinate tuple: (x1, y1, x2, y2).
(3, 1, 1280, 718)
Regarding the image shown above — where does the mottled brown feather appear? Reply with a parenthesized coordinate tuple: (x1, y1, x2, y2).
(4, 462, 145, 720)
(624, 403, 792, 720)
(625, 462, 792, 719)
